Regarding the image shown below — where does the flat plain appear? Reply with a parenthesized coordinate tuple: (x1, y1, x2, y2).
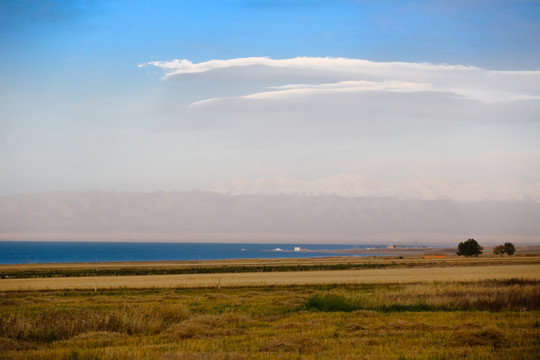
(1, 254, 539, 359)
(1, 264, 539, 291)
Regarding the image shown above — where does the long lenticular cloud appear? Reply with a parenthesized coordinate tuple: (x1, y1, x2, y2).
(140, 56, 477, 76)
(141, 56, 540, 104)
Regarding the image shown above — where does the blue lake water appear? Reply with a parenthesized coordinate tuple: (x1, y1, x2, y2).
(0, 241, 383, 264)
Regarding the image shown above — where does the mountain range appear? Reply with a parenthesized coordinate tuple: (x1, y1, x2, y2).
(210, 174, 540, 203)
(1, 190, 539, 244)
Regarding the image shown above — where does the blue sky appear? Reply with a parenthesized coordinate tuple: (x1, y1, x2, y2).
(1, 0, 540, 198)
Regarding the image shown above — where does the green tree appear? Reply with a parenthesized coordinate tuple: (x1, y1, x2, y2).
(493, 245, 506, 256)
(457, 238, 483, 257)
(493, 242, 516, 256)
(504, 242, 516, 256)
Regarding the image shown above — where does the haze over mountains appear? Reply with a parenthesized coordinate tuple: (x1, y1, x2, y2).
(1, 185, 539, 245)
(210, 174, 540, 203)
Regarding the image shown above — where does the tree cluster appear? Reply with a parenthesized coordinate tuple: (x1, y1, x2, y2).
(457, 238, 483, 257)
(493, 242, 516, 256)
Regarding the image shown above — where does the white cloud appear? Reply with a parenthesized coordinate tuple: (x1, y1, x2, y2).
(141, 56, 476, 76)
(143, 56, 540, 104)
(242, 80, 433, 100)
(136, 56, 540, 191)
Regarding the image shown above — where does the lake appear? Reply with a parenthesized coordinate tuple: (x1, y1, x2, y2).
(0, 241, 383, 264)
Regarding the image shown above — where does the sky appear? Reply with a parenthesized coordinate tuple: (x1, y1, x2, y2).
(1, 0, 540, 198)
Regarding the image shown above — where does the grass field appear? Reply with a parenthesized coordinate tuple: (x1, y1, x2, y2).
(1, 256, 539, 359)
(1, 264, 539, 291)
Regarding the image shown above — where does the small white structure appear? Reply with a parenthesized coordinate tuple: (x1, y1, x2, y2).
(294, 247, 301, 252)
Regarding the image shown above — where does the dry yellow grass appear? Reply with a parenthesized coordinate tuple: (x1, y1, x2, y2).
(1, 271, 538, 359)
(1, 264, 538, 291)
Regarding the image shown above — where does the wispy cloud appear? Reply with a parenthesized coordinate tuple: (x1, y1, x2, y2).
(244, 80, 432, 99)
(188, 80, 433, 108)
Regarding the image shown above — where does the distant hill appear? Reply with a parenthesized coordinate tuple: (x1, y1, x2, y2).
(1, 191, 539, 244)
(210, 174, 540, 203)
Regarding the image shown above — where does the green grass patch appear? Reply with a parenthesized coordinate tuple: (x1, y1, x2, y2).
(305, 293, 363, 312)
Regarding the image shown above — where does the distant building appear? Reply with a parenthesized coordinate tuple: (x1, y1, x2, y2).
(294, 247, 301, 252)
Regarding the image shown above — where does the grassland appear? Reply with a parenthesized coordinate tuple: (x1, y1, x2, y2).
(1, 255, 539, 359)
(1, 264, 539, 291)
